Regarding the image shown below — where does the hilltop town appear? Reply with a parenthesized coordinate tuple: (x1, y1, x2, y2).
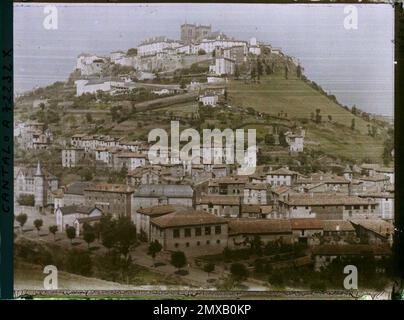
(13, 23, 395, 291)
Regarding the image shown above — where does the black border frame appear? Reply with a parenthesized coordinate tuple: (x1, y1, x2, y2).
(1, 0, 403, 300)
(0, 0, 14, 301)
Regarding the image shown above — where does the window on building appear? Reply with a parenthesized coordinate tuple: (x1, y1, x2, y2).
(195, 227, 202, 236)
(353, 205, 360, 210)
(175, 243, 179, 248)
(205, 227, 211, 235)
(345, 205, 352, 210)
(173, 229, 180, 238)
(197, 241, 200, 246)
(216, 239, 220, 244)
(185, 228, 191, 237)
(186, 242, 190, 247)
(215, 225, 221, 235)
(206, 240, 210, 245)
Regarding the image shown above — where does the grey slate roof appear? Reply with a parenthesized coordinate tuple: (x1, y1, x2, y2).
(133, 184, 193, 198)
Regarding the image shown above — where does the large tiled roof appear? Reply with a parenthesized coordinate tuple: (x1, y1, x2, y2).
(290, 218, 323, 230)
(280, 193, 374, 206)
(359, 175, 390, 182)
(244, 183, 268, 190)
(241, 204, 261, 214)
(197, 195, 240, 205)
(322, 220, 355, 232)
(151, 209, 227, 228)
(84, 183, 134, 193)
(137, 204, 178, 216)
(65, 182, 94, 195)
(271, 185, 292, 195)
(58, 205, 98, 216)
(213, 176, 249, 185)
(228, 219, 292, 236)
(134, 184, 193, 198)
(268, 168, 298, 176)
(350, 219, 394, 237)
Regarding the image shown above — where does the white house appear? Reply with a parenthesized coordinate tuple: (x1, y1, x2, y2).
(210, 57, 235, 76)
(266, 167, 298, 186)
(74, 79, 130, 96)
(55, 205, 102, 234)
(375, 167, 394, 185)
(135, 204, 177, 240)
(207, 76, 225, 83)
(62, 148, 86, 168)
(243, 183, 268, 205)
(199, 94, 219, 107)
(76, 54, 106, 76)
(114, 152, 148, 171)
(285, 131, 304, 153)
(358, 192, 394, 221)
(138, 37, 180, 56)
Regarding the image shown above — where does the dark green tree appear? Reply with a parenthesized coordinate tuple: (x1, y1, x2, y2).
(148, 240, 163, 260)
(83, 225, 96, 249)
(230, 263, 249, 282)
(351, 118, 355, 130)
(65, 249, 93, 276)
(16, 213, 27, 232)
(203, 263, 215, 277)
(66, 226, 76, 244)
(33, 219, 43, 234)
(171, 251, 187, 270)
(49, 225, 58, 241)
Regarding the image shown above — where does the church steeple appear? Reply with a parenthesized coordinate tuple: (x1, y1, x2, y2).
(35, 161, 43, 176)
(34, 161, 46, 210)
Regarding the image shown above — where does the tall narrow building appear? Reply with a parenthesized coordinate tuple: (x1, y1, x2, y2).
(34, 161, 47, 211)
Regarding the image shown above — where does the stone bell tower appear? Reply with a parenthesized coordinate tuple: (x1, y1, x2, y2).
(34, 161, 47, 211)
(343, 165, 353, 182)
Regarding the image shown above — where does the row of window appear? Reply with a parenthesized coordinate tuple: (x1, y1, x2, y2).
(173, 225, 222, 238)
(290, 205, 377, 210)
(174, 239, 221, 248)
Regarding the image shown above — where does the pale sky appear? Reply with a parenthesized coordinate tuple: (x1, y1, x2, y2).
(14, 3, 394, 116)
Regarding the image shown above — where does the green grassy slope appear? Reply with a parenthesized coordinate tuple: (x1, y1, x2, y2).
(227, 74, 371, 134)
(225, 74, 387, 163)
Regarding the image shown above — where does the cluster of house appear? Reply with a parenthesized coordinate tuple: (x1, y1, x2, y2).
(15, 147, 394, 269)
(73, 23, 283, 96)
(63, 134, 150, 169)
(14, 120, 53, 150)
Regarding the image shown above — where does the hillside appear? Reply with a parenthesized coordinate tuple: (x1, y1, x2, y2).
(14, 50, 390, 165)
(225, 73, 388, 163)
